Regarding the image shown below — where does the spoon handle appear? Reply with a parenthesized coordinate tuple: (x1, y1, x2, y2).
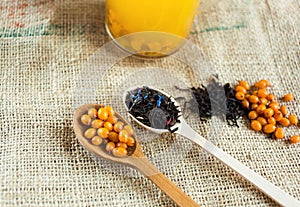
(178, 121, 300, 207)
(133, 157, 200, 207)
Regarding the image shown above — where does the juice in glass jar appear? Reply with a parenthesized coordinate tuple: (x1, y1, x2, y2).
(105, 0, 200, 58)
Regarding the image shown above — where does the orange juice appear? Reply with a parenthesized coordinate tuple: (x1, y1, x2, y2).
(105, 0, 200, 58)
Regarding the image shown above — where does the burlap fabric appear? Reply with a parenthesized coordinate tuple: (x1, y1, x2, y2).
(1, 0, 299, 206)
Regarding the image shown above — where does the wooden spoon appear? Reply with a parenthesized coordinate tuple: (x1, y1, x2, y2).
(73, 104, 200, 207)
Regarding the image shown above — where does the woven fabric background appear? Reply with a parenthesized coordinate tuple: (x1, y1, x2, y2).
(1, 0, 299, 206)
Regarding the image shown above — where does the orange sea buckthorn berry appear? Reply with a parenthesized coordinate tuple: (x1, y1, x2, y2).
(269, 102, 280, 112)
(104, 121, 113, 131)
(267, 117, 276, 125)
(283, 93, 294, 101)
(261, 79, 271, 87)
(257, 117, 268, 126)
(257, 89, 269, 98)
(91, 119, 104, 128)
(252, 90, 258, 96)
(250, 104, 258, 111)
(259, 98, 268, 105)
(116, 142, 128, 149)
(248, 111, 258, 120)
(254, 80, 267, 89)
(263, 124, 276, 134)
(248, 95, 259, 104)
(245, 94, 251, 99)
(256, 104, 266, 114)
(235, 91, 245, 100)
(97, 127, 109, 138)
(81, 114, 92, 125)
(84, 128, 96, 139)
(91, 136, 103, 145)
(108, 131, 119, 142)
(112, 147, 128, 157)
(113, 121, 124, 133)
(267, 94, 275, 102)
(262, 80, 271, 87)
(106, 142, 115, 152)
(273, 111, 283, 122)
(264, 108, 274, 118)
(279, 118, 290, 127)
(251, 120, 262, 131)
(104, 106, 115, 116)
(242, 99, 250, 108)
(251, 104, 258, 110)
(127, 137, 135, 147)
(107, 115, 118, 124)
(98, 108, 109, 121)
(124, 125, 134, 136)
(88, 108, 98, 118)
(280, 105, 288, 116)
(119, 129, 129, 143)
(290, 135, 300, 144)
(235, 86, 247, 94)
(288, 114, 298, 125)
(274, 128, 284, 139)
(238, 80, 250, 90)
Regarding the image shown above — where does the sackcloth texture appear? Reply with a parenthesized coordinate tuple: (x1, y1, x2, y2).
(1, 0, 299, 206)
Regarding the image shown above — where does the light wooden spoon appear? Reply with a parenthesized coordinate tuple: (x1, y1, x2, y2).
(73, 104, 200, 207)
(123, 86, 300, 207)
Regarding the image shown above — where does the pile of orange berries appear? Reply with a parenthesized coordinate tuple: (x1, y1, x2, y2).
(80, 105, 136, 157)
(235, 80, 299, 144)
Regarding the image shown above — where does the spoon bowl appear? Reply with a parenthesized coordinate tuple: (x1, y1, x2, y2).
(73, 104, 200, 207)
(74, 104, 141, 164)
(123, 86, 300, 207)
(122, 86, 182, 134)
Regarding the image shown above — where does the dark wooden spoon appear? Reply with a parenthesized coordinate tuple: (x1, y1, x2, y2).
(73, 104, 200, 207)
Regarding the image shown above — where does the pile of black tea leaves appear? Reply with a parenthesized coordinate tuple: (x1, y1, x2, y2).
(185, 78, 249, 127)
(125, 86, 181, 132)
